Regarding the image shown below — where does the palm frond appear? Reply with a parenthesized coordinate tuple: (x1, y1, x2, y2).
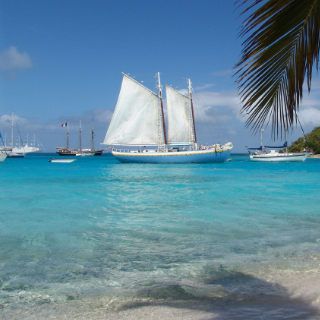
(236, 0, 320, 137)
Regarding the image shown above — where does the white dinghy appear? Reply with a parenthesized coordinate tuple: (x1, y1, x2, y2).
(49, 158, 76, 163)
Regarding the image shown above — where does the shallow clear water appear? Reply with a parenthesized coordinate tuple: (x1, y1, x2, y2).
(0, 154, 320, 318)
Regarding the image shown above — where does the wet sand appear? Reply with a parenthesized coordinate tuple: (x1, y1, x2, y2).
(2, 267, 320, 320)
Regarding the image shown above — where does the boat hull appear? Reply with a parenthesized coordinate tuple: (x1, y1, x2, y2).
(0, 153, 7, 162)
(250, 153, 307, 162)
(7, 152, 25, 158)
(112, 149, 231, 164)
(49, 158, 76, 163)
(12, 145, 40, 154)
(57, 148, 103, 156)
(76, 150, 104, 156)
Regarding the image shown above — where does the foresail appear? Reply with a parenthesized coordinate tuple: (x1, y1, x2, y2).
(104, 75, 164, 146)
(166, 86, 195, 145)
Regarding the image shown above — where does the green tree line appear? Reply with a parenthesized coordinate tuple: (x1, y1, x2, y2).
(289, 127, 320, 154)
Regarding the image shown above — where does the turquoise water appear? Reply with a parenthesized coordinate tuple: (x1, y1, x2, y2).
(0, 154, 320, 318)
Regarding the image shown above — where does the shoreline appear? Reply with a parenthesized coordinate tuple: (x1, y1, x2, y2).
(2, 264, 320, 320)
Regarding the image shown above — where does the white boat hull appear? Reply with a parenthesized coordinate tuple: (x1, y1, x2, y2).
(0, 153, 7, 162)
(12, 145, 40, 154)
(112, 144, 233, 164)
(49, 159, 76, 163)
(7, 152, 25, 158)
(76, 152, 95, 157)
(250, 153, 307, 162)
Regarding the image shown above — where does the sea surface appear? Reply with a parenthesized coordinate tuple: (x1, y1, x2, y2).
(0, 154, 320, 319)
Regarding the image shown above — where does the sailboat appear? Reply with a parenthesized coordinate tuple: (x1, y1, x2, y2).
(56, 123, 103, 156)
(76, 127, 104, 156)
(0, 114, 40, 157)
(248, 129, 308, 162)
(11, 143, 40, 155)
(103, 73, 233, 163)
(0, 132, 7, 162)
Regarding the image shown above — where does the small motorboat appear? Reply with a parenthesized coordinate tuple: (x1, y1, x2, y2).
(49, 158, 76, 163)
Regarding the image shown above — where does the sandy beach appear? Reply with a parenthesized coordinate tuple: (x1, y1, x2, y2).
(2, 263, 320, 320)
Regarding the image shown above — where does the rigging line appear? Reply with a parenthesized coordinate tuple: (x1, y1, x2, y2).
(188, 80, 197, 146)
(157, 72, 167, 146)
(296, 111, 306, 138)
(0, 132, 8, 155)
(0, 132, 5, 146)
(124, 73, 159, 97)
(188, 84, 198, 145)
(16, 124, 24, 145)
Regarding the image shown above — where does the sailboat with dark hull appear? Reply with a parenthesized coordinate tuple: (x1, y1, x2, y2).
(103, 73, 233, 163)
(56, 125, 103, 156)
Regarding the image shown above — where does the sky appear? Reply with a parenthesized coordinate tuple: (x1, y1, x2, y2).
(0, 0, 319, 152)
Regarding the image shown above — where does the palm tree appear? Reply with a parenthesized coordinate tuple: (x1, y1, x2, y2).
(236, 0, 320, 137)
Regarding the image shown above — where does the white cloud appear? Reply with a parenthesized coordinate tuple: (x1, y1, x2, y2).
(91, 109, 113, 123)
(299, 107, 320, 126)
(308, 79, 320, 91)
(0, 113, 28, 127)
(193, 90, 242, 124)
(0, 46, 32, 71)
(55, 108, 113, 129)
(0, 109, 112, 151)
(211, 69, 233, 77)
(194, 83, 216, 91)
(297, 81, 320, 127)
(300, 97, 320, 108)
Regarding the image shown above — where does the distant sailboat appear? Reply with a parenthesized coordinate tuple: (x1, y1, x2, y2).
(1, 114, 40, 157)
(248, 129, 308, 162)
(13, 133, 41, 154)
(103, 73, 233, 163)
(56, 122, 103, 156)
(0, 132, 7, 162)
(76, 126, 103, 156)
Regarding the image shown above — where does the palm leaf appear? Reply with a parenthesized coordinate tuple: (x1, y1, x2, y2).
(236, 0, 320, 137)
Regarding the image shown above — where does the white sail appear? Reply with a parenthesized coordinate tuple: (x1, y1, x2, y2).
(166, 86, 195, 145)
(104, 74, 164, 146)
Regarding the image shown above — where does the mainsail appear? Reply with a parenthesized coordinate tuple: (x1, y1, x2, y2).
(166, 86, 196, 145)
(104, 74, 165, 146)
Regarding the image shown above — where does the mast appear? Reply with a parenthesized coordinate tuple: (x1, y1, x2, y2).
(188, 79, 197, 148)
(157, 72, 167, 147)
(91, 128, 95, 151)
(284, 131, 288, 153)
(66, 123, 70, 149)
(11, 113, 14, 147)
(260, 128, 264, 149)
(79, 120, 82, 152)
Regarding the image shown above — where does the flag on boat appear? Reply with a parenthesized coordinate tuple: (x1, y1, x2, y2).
(61, 122, 68, 127)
